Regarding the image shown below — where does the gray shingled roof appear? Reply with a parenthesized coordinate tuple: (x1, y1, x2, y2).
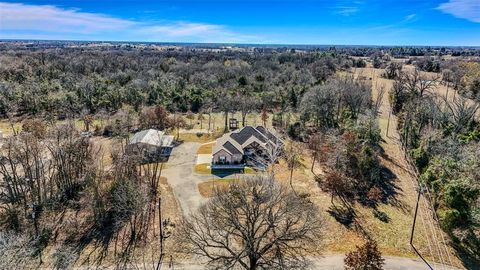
(223, 141, 242, 155)
(213, 126, 282, 158)
(256, 126, 280, 144)
(230, 126, 267, 145)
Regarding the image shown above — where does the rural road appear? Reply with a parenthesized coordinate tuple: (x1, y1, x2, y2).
(309, 255, 461, 270)
(168, 255, 462, 270)
(162, 142, 212, 215)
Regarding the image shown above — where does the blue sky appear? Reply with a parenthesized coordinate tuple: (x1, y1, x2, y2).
(0, 0, 479, 45)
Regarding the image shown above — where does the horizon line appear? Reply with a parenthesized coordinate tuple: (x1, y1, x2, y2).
(1, 38, 480, 49)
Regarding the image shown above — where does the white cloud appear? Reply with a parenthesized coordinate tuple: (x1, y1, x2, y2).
(140, 22, 258, 43)
(404, 14, 417, 22)
(0, 2, 135, 33)
(144, 23, 223, 37)
(335, 6, 360, 16)
(437, 0, 480, 23)
(0, 2, 262, 43)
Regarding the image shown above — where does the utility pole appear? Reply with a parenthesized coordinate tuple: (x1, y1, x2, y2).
(156, 197, 164, 270)
(156, 196, 173, 270)
(410, 185, 433, 270)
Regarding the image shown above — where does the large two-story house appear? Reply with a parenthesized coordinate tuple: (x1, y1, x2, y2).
(212, 126, 281, 169)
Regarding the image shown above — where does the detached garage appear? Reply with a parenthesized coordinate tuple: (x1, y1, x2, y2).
(127, 129, 174, 161)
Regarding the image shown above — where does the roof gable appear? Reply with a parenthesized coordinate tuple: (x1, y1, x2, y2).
(256, 126, 281, 144)
(230, 126, 267, 145)
(223, 141, 242, 155)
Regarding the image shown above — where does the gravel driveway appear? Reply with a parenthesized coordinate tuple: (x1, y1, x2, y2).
(162, 142, 213, 215)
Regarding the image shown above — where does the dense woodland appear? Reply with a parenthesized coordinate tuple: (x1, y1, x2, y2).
(0, 42, 479, 269)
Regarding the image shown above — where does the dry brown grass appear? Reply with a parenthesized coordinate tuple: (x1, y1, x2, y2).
(182, 112, 275, 132)
(350, 67, 463, 266)
(197, 142, 215, 154)
(0, 120, 22, 135)
(197, 178, 237, 198)
(194, 163, 211, 174)
(177, 132, 218, 143)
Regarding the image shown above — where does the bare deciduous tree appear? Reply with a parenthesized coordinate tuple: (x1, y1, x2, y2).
(238, 93, 257, 127)
(284, 139, 302, 194)
(178, 176, 324, 270)
(383, 62, 402, 79)
(397, 69, 439, 99)
(443, 96, 479, 134)
(307, 133, 322, 172)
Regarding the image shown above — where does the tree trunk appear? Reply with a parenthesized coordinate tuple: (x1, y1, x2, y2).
(445, 82, 449, 101)
(208, 113, 211, 132)
(311, 155, 316, 172)
(289, 168, 297, 195)
(224, 111, 228, 132)
(249, 257, 258, 270)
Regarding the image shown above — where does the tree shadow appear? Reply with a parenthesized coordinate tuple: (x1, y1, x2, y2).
(68, 212, 118, 267)
(358, 164, 410, 214)
(327, 204, 356, 228)
(378, 166, 401, 201)
(373, 209, 391, 223)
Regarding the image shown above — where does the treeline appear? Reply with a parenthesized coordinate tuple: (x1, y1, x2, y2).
(1, 43, 478, 120)
(379, 55, 480, 101)
(0, 46, 361, 118)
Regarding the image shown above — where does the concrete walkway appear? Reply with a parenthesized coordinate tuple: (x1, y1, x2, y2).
(196, 154, 212, 164)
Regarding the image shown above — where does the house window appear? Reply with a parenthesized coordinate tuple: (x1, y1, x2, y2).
(219, 156, 226, 164)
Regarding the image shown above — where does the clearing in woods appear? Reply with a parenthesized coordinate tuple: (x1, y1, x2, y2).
(353, 67, 463, 268)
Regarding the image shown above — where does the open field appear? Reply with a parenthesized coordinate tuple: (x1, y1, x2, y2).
(181, 112, 275, 132)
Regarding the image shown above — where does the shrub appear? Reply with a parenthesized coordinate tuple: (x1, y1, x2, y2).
(358, 145, 381, 186)
(411, 146, 429, 172)
(439, 208, 462, 231)
(52, 246, 79, 270)
(0, 208, 23, 232)
(345, 240, 384, 270)
(22, 119, 47, 139)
